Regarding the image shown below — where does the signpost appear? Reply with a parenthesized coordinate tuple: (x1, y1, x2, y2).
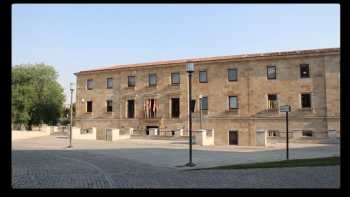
(280, 105, 291, 160)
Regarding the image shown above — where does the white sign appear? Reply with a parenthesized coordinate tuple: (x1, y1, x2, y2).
(280, 105, 291, 112)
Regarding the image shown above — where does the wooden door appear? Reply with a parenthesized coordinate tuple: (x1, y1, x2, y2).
(229, 131, 238, 145)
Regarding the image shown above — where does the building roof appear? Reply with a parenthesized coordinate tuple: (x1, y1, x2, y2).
(75, 47, 339, 75)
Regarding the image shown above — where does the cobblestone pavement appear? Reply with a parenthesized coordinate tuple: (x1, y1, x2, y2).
(12, 135, 340, 188)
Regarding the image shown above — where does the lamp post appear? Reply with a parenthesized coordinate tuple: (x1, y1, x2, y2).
(67, 83, 74, 148)
(199, 94, 203, 129)
(185, 63, 195, 167)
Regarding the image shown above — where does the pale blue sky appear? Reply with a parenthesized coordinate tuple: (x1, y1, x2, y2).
(12, 4, 340, 104)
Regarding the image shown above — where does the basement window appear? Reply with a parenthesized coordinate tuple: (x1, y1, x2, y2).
(268, 130, 279, 137)
(302, 130, 313, 137)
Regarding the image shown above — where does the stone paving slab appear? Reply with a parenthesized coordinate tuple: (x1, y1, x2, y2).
(12, 135, 340, 188)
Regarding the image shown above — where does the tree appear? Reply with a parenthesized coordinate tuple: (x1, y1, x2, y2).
(12, 63, 65, 129)
(60, 103, 75, 126)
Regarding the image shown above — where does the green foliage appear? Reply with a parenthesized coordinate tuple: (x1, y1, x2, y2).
(12, 63, 65, 127)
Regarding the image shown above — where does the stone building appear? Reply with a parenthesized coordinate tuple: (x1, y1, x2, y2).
(74, 48, 340, 146)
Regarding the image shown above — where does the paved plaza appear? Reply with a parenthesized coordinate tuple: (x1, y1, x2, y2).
(12, 134, 340, 188)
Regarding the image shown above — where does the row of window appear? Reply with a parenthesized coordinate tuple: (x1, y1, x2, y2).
(85, 64, 311, 90)
(85, 93, 312, 118)
(268, 130, 313, 137)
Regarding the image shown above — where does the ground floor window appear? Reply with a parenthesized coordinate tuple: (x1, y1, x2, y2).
(127, 100, 135, 118)
(87, 101, 93, 112)
(106, 100, 113, 112)
(144, 99, 157, 118)
(171, 98, 180, 118)
(302, 130, 313, 137)
(267, 94, 278, 110)
(301, 93, 312, 108)
(268, 130, 279, 137)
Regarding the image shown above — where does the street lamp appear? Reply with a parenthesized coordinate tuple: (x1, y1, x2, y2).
(67, 82, 74, 148)
(199, 94, 203, 129)
(185, 63, 196, 167)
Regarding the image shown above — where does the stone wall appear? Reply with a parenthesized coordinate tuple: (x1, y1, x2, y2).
(75, 49, 340, 146)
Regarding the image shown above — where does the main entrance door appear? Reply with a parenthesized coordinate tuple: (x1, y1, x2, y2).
(145, 126, 159, 135)
(229, 130, 238, 145)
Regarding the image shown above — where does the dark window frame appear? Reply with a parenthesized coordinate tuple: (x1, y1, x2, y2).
(228, 68, 238, 81)
(171, 98, 180, 118)
(267, 94, 278, 110)
(106, 100, 113, 112)
(128, 76, 136, 87)
(149, 73, 157, 86)
(229, 96, 238, 109)
(301, 93, 312, 108)
(300, 64, 310, 78)
(267, 65, 277, 80)
(200, 96, 208, 110)
(127, 99, 135, 118)
(106, 77, 113, 89)
(171, 72, 180, 85)
(86, 101, 93, 112)
(302, 130, 313, 137)
(199, 70, 208, 83)
(86, 79, 93, 90)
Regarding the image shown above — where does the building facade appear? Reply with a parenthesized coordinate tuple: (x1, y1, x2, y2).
(74, 48, 340, 146)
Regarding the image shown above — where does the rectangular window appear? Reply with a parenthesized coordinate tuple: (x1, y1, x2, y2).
(149, 73, 157, 86)
(171, 72, 180, 85)
(128, 76, 135, 87)
(199, 70, 208, 83)
(301, 93, 311, 108)
(127, 100, 135, 118)
(87, 79, 93, 90)
(106, 100, 113, 112)
(302, 130, 313, 137)
(144, 99, 157, 118)
(268, 130, 279, 137)
(106, 78, 113, 89)
(300, 64, 310, 78)
(228, 68, 237, 81)
(229, 96, 238, 109)
(171, 98, 180, 118)
(201, 96, 208, 110)
(267, 94, 278, 110)
(87, 101, 93, 112)
(267, 65, 276, 80)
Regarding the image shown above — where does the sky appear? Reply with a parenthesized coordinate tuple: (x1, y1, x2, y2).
(12, 4, 340, 104)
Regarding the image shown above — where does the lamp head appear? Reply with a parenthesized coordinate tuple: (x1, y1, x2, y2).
(186, 63, 194, 73)
(70, 83, 75, 91)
